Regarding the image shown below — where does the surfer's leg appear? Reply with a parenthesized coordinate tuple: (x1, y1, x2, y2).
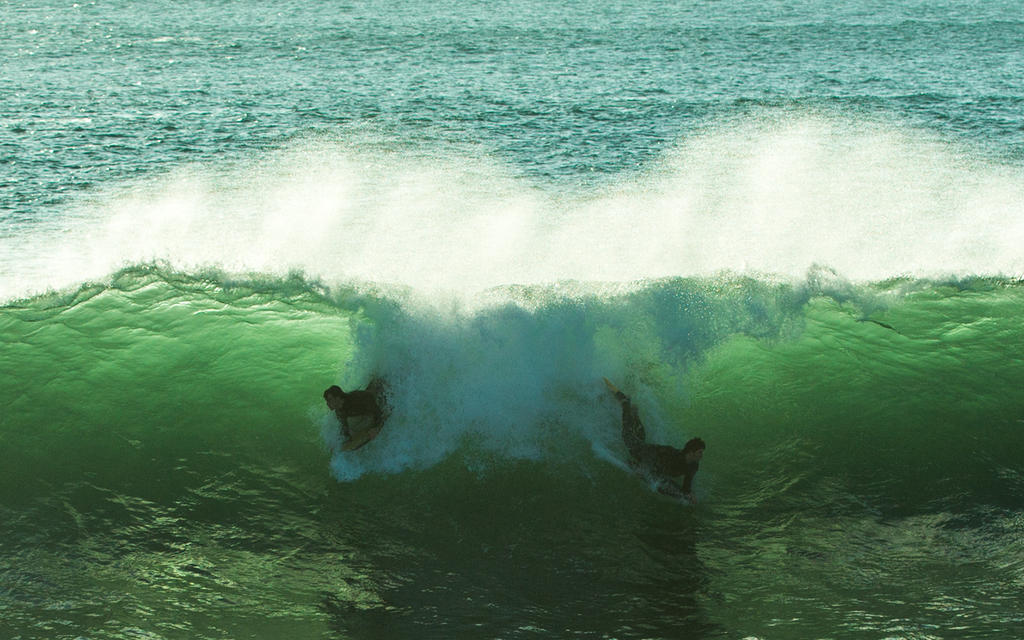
(620, 399, 646, 454)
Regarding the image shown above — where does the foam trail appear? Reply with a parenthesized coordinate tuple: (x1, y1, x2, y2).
(3, 116, 1024, 302)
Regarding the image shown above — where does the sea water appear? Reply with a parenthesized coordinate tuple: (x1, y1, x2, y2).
(3, 1, 1024, 638)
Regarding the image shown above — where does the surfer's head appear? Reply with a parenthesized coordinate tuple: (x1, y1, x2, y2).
(683, 437, 706, 462)
(324, 385, 346, 410)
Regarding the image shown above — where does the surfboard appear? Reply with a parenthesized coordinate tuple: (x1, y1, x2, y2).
(341, 426, 381, 452)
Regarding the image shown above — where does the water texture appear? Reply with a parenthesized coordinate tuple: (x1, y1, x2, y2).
(2, 1, 1024, 638)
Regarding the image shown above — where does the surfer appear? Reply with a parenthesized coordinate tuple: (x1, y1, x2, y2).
(606, 379, 705, 503)
(323, 378, 388, 443)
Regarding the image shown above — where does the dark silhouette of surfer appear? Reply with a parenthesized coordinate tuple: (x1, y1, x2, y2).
(324, 378, 388, 442)
(605, 378, 705, 503)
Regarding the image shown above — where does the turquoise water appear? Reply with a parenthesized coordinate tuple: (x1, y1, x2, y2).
(3, 1, 1024, 638)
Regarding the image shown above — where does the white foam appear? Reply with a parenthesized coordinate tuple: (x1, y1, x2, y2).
(325, 296, 627, 479)
(3, 115, 1023, 302)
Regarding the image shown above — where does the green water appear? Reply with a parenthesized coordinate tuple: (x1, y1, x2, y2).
(3, 268, 1024, 638)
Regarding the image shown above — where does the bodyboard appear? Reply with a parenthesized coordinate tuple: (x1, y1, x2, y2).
(341, 426, 381, 452)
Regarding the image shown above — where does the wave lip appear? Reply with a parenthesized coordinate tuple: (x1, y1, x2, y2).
(4, 117, 1024, 303)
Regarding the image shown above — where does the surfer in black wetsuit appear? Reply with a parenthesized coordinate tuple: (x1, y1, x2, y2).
(323, 378, 387, 442)
(611, 384, 705, 503)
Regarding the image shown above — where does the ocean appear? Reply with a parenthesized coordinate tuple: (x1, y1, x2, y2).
(2, 1, 1024, 638)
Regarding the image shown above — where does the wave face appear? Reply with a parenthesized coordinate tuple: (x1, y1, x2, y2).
(3, 266, 1023, 638)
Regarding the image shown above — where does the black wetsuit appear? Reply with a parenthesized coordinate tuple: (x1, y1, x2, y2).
(618, 392, 699, 496)
(334, 379, 388, 439)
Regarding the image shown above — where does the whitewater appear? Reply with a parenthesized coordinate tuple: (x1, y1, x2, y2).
(4, 117, 1024, 303)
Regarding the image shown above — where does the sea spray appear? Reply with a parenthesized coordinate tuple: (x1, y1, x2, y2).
(5, 116, 1024, 304)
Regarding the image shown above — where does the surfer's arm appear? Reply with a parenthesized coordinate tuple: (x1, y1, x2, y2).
(656, 478, 684, 498)
(658, 480, 696, 503)
(680, 469, 697, 504)
(335, 411, 352, 440)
